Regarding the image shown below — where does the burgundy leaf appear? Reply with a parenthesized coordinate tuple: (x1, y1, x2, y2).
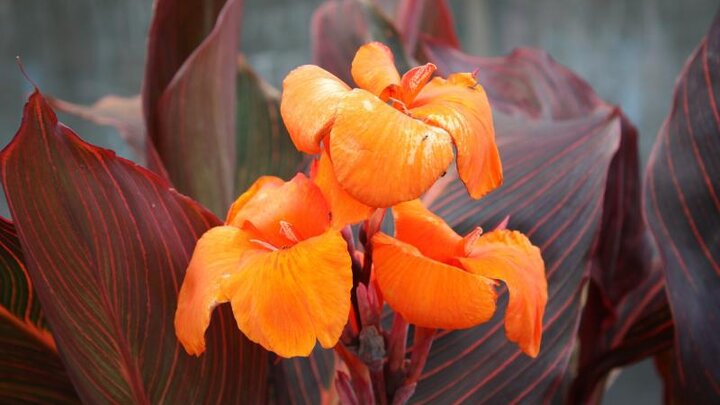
(1, 90, 267, 403)
(273, 346, 337, 405)
(0, 217, 79, 404)
(48, 95, 145, 163)
(644, 11, 720, 402)
(570, 264, 672, 403)
(395, 0, 459, 58)
(235, 56, 304, 191)
(423, 40, 600, 120)
(568, 117, 670, 403)
(311, 0, 411, 86)
(413, 43, 638, 403)
(143, 0, 242, 215)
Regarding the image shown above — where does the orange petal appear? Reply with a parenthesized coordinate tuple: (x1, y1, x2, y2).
(329, 88, 454, 207)
(458, 229, 547, 357)
(411, 73, 502, 199)
(372, 232, 496, 329)
(310, 150, 373, 228)
(175, 226, 263, 355)
(351, 42, 401, 96)
(280, 65, 351, 154)
(223, 230, 352, 357)
(399, 63, 436, 105)
(226, 173, 331, 247)
(226, 176, 284, 225)
(392, 200, 462, 263)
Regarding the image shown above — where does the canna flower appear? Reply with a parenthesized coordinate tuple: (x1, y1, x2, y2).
(310, 149, 373, 227)
(175, 174, 352, 358)
(280, 42, 502, 208)
(372, 200, 547, 357)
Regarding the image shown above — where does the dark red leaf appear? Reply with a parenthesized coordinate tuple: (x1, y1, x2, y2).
(143, 0, 241, 215)
(413, 42, 637, 403)
(0, 217, 79, 404)
(235, 56, 305, 191)
(423, 40, 599, 120)
(1, 90, 267, 403)
(311, 0, 411, 86)
(644, 11, 720, 402)
(48, 95, 145, 163)
(569, 117, 670, 403)
(272, 346, 337, 405)
(570, 264, 673, 403)
(395, 0, 460, 58)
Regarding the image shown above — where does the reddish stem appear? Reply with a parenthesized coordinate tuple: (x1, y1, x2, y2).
(407, 327, 436, 384)
(361, 208, 387, 284)
(371, 369, 389, 405)
(335, 345, 374, 404)
(386, 313, 409, 397)
(387, 314, 409, 376)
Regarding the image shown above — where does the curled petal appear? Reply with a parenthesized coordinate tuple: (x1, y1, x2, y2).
(399, 63, 437, 105)
(393, 200, 462, 263)
(226, 173, 331, 247)
(351, 42, 401, 96)
(175, 226, 262, 355)
(281, 65, 350, 153)
(372, 233, 496, 329)
(226, 176, 283, 224)
(330, 89, 454, 207)
(310, 150, 373, 228)
(411, 74, 502, 199)
(458, 230, 547, 357)
(223, 230, 353, 357)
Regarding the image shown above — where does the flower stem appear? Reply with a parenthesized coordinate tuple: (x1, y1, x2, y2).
(387, 313, 409, 382)
(407, 327, 436, 385)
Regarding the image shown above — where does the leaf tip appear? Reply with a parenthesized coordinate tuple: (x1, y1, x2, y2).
(16, 56, 40, 91)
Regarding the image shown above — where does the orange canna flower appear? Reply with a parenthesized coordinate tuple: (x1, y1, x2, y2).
(310, 149, 374, 228)
(372, 200, 547, 357)
(175, 174, 353, 358)
(281, 42, 502, 208)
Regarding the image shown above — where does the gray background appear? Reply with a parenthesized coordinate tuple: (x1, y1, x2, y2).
(0, 0, 716, 402)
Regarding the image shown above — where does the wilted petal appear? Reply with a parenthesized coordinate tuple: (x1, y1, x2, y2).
(372, 233, 496, 329)
(175, 226, 262, 355)
(330, 89, 454, 207)
(411, 73, 502, 199)
(351, 42, 401, 96)
(399, 63, 437, 105)
(458, 229, 546, 357)
(281, 65, 350, 153)
(223, 230, 352, 357)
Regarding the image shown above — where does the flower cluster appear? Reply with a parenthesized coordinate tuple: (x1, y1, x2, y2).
(175, 42, 547, 360)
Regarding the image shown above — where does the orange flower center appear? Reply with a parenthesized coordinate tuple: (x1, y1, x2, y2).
(249, 220, 303, 251)
(380, 63, 437, 114)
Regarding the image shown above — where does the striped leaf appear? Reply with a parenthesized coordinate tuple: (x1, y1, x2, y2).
(394, 0, 460, 59)
(235, 57, 304, 192)
(0, 218, 79, 404)
(571, 263, 672, 403)
(311, 0, 411, 86)
(48, 95, 145, 164)
(143, 0, 242, 215)
(644, 11, 720, 402)
(0, 90, 267, 403)
(272, 346, 337, 405)
(414, 41, 641, 403)
(570, 119, 671, 403)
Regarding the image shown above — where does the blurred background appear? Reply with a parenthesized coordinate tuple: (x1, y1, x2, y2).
(0, 0, 716, 402)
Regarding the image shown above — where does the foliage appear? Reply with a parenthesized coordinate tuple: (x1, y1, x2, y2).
(1, 0, 718, 403)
